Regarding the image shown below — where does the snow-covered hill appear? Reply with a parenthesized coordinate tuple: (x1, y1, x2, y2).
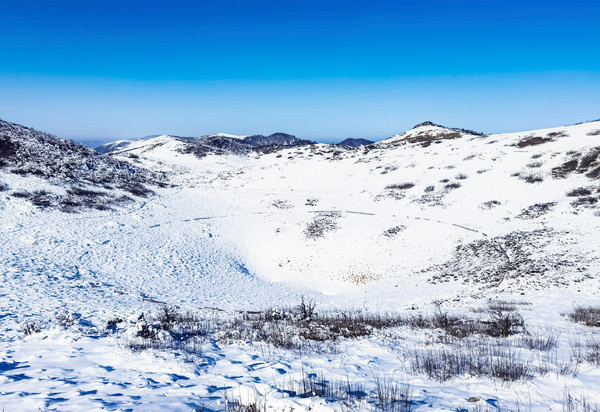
(99, 119, 600, 296)
(0, 119, 165, 211)
(100, 131, 314, 159)
(1, 118, 600, 411)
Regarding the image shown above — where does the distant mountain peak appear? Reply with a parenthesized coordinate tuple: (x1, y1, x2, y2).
(412, 121, 441, 129)
(410, 121, 485, 137)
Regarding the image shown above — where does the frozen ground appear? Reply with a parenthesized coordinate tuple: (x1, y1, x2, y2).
(1, 120, 600, 410)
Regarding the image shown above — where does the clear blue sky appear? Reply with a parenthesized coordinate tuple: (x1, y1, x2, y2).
(1, 0, 599, 143)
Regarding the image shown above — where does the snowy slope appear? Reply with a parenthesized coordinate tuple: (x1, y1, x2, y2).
(1, 119, 600, 411)
(100, 120, 600, 297)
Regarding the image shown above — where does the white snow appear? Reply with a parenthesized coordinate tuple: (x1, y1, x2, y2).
(1, 120, 600, 410)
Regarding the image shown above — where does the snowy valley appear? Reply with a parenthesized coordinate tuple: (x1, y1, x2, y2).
(1, 118, 600, 411)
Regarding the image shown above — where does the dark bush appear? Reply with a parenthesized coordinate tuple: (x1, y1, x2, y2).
(481, 200, 501, 209)
(22, 320, 42, 336)
(552, 159, 579, 179)
(30, 190, 58, 208)
(519, 172, 544, 183)
(67, 186, 105, 197)
(569, 306, 600, 327)
(383, 225, 406, 237)
(56, 309, 77, 328)
(485, 312, 525, 338)
(567, 187, 593, 197)
(157, 306, 180, 331)
(385, 183, 415, 190)
(445, 182, 462, 190)
(516, 136, 552, 148)
(118, 182, 154, 197)
(11, 190, 31, 198)
(410, 344, 532, 382)
(304, 212, 340, 240)
(571, 336, 600, 366)
(519, 332, 558, 351)
(571, 196, 598, 207)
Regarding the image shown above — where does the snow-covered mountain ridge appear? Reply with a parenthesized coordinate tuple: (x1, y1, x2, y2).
(98, 131, 315, 158)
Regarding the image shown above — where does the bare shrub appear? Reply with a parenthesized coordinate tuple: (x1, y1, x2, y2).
(22, 320, 42, 336)
(569, 306, 600, 327)
(480, 200, 501, 210)
(552, 159, 579, 179)
(386, 183, 415, 190)
(516, 202, 557, 219)
(516, 136, 552, 148)
(374, 375, 414, 412)
(118, 182, 154, 198)
(297, 297, 316, 321)
(104, 317, 124, 333)
(304, 211, 341, 240)
(580, 148, 600, 170)
(11, 190, 31, 198)
(383, 225, 406, 238)
(527, 161, 543, 168)
(571, 336, 600, 366)
(519, 332, 558, 351)
(67, 186, 105, 197)
(157, 305, 180, 331)
(571, 196, 599, 207)
(125, 302, 415, 354)
(567, 187, 593, 197)
(445, 182, 461, 190)
(487, 300, 519, 312)
(455, 173, 468, 180)
(424, 185, 435, 193)
(405, 306, 525, 339)
(563, 391, 600, 412)
(409, 342, 532, 382)
(278, 369, 411, 411)
(272, 199, 292, 209)
(224, 393, 266, 412)
(136, 322, 160, 340)
(486, 312, 525, 338)
(547, 131, 568, 138)
(55, 308, 77, 328)
(518, 172, 544, 183)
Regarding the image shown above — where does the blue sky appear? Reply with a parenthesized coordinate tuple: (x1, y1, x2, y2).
(1, 0, 599, 143)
